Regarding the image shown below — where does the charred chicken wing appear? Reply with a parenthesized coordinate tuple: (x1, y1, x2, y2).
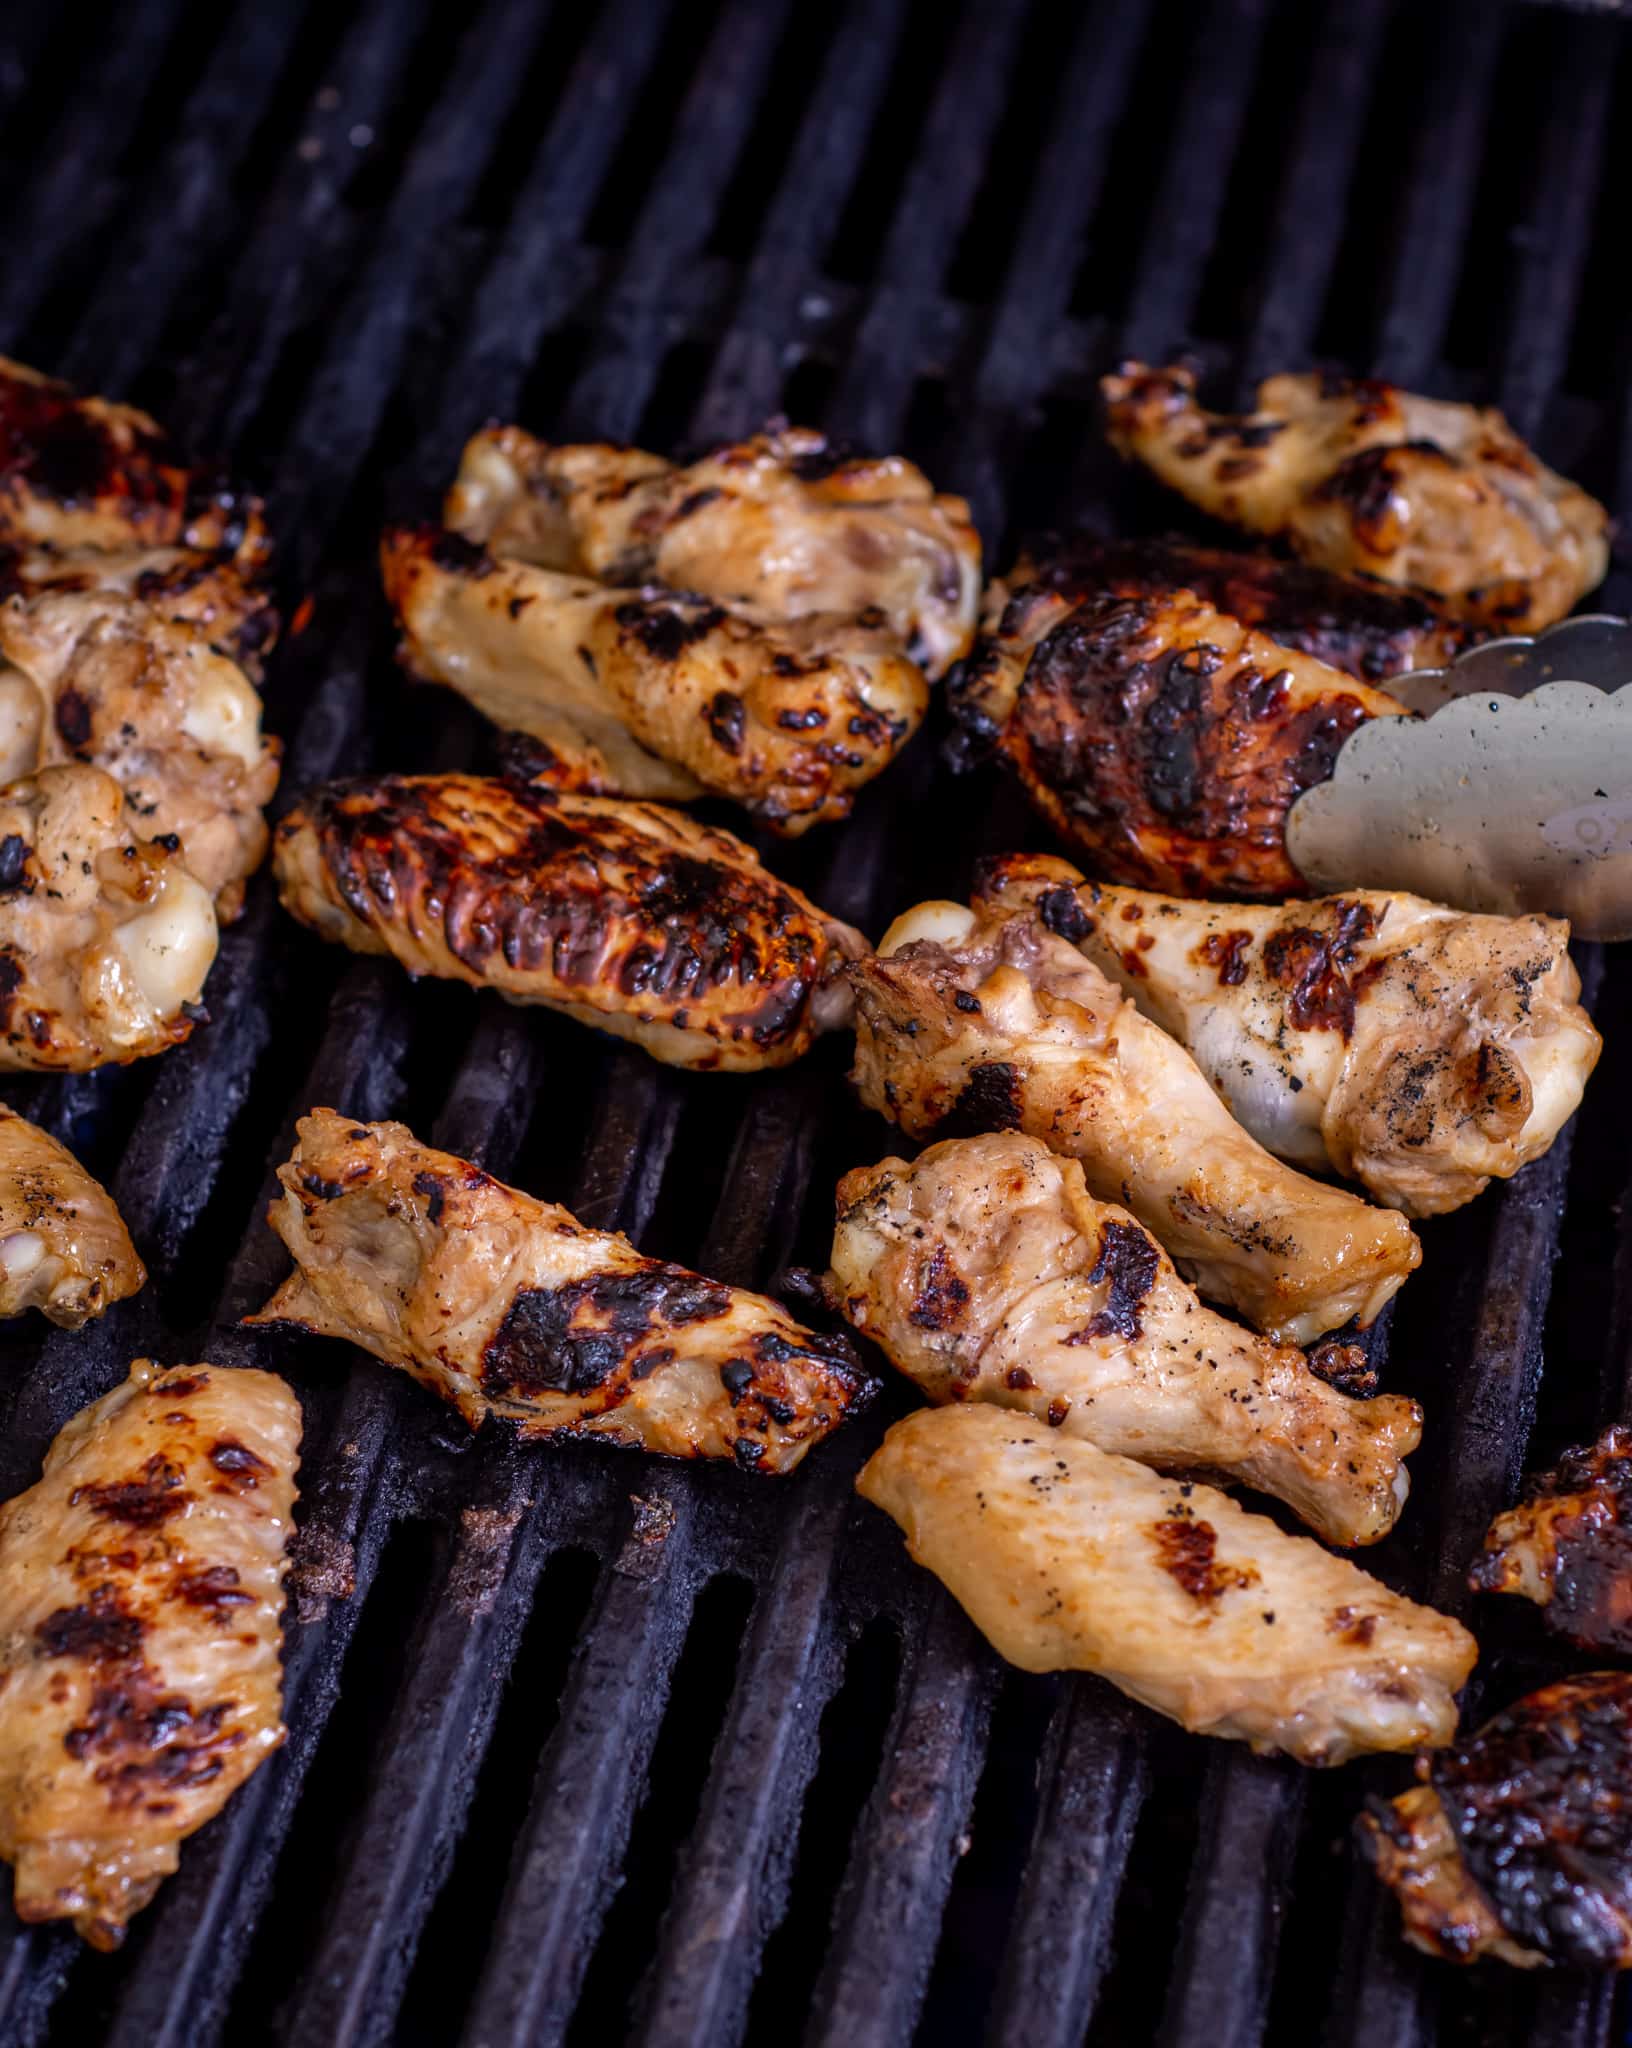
(381, 526, 928, 833)
(1102, 363, 1610, 632)
(981, 854, 1600, 1217)
(0, 1105, 143, 1325)
(0, 764, 217, 1070)
(0, 1358, 299, 1948)
(272, 774, 863, 1071)
(1362, 1674, 1632, 1968)
(445, 422, 981, 680)
(246, 1110, 876, 1470)
(0, 591, 280, 918)
(849, 896, 1419, 1345)
(1470, 1428, 1632, 1653)
(828, 1132, 1419, 1546)
(858, 1405, 1476, 1765)
(949, 578, 1407, 898)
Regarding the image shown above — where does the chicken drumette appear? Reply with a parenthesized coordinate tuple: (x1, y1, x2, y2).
(0, 1105, 143, 1325)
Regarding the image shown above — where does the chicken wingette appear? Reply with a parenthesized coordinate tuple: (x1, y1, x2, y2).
(246, 1110, 876, 1470)
(1102, 363, 1610, 632)
(858, 1405, 1476, 1766)
(848, 895, 1419, 1345)
(0, 1105, 143, 1325)
(0, 1358, 299, 1948)
(1362, 1674, 1632, 1968)
(1469, 1428, 1632, 1653)
(827, 1132, 1419, 1546)
(272, 773, 863, 1071)
(979, 853, 1601, 1217)
(0, 763, 217, 1070)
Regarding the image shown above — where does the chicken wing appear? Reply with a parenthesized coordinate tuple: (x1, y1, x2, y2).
(0, 591, 280, 918)
(948, 578, 1407, 898)
(1361, 1674, 1632, 1968)
(827, 1132, 1419, 1545)
(979, 853, 1601, 1217)
(381, 526, 928, 834)
(0, 764, 217, 1070)
(0, 1357, 298, 1948)
(848, 896, 1419, 1345)
(1469, 1428, 1632, 1652)
(858, 1405, 1475, 1765)
(0, 541, 277, 677)
(246, 1110, 875, 1471)
(445, 422, 981, 680)
(272, 774, 862, 1071)
(1102, 364, 1610, 632)
(0, 1105, 143, 1326)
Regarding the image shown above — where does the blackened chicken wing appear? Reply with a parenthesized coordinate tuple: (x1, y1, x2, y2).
(1471, 1428, 1632, 1653)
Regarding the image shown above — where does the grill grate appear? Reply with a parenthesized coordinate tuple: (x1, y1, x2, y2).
(1, 2, 1630, 2043)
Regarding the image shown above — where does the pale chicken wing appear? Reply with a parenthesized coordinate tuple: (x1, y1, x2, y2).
(0, 1358, 298, 1948)
(858, 1405, 1475, 1765)
(0, 764, 217, 1070)
(0, 1105, 143, 1325)
(1102, 363, 1610, 632)
(272, 774, 863, 1071)
(827, 1132, 1419, 1545)
(1469, 1427, 1632, 1653)
(979, 853, 1601, 1217)
(246, 1110, 875, 1471)
(848, 896, 1419, 1345)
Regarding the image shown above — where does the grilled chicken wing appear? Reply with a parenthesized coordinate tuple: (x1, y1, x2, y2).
(949, 578, 1407, 898)
(859, 1405, 1475, 1765)
(828, 1132, 1419, 1546)
(272, 774, 862, 1071)
(247, 1110, 875, 1470)
(0, 592, 279, 918)
(446, 422, 981, 681)
(849, 896, 1419, 1345)
(0, 542, 277, 678)
(382, 526, 928, 833)
(0, 1106, 143, 1325)
(1362, 1674, 1632, 1968)
(1102, 364, 1610, 632)
(1469, 1428, 1632, 1652)
(0, 1357, 298, 1947)
(0, 764, 217, 1070)
(980, 854, 1600, 1218)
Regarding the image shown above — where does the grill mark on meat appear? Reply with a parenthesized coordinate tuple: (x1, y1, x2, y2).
(1036, 885, 1093, 942)
(1471, 1427, 1632, 1651)
(1262, 901, 1377, 1035)
(481, 1266, 733, 1398)
(706, 690, 746, 753)
(65, 1669, 242, 1810)
(1068, 1219, 1162, 1342)
(72, 1456, 190, 1526)
(426, 525, 493, 575)
(1151, 1515, 1258, 1602)
(907, 1245, 969, 1331)
(36, 1587, 144, 1662)
(411, 1171, 446, 1225)
(930, 1060, 1024, 1140)
(54, 686, 93, 750)
(0, 833, 30, 892)
(1197, 929, 1254, 985)
(209, 1439, 268, 1487)
(613, 598, 727, 660)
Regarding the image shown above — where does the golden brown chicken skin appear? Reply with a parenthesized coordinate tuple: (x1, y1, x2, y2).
(827, 1132, 1420, 1546)
(0, 764, 217, 1071)
(247, 1111, 876, 1471)
(446, 422, 981, 681)
(382, 525, 928, 834)
(1362, 1674, 1632, 1968)
(1102, 364, 1610, 632)
(0, 1358, 299, 1948)
(0, 1105, 143, 1326)
(0, 541, 278, 677)
(1470, 1428, 1632, 1653)
(272, 774, 863, 1071)
(949, 579, 1407, 898)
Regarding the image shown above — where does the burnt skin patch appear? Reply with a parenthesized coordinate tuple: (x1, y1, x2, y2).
(1036, 885, 1093, 943)
(1197, 929, 1254, 986)
(54, 686, 93, 750)
(706, 690, 746, 754)
(1151, 1515, 1258, 1602)
(411, 1171, 446, 1226)
(0, 833, 29, 892)
(931, 1060, 1024, 1141)
(614, 599, 726, 661)
(1471, 1426, 1632, 1651)
(36, 1587, 144, 1662)
(907, 1245, 969, 1331)
(481, 1265, 732, 1399)
(209, 1439, 268, 1487)
(174, 1565, 253, 1615)
(1071, 1220, 1161, 1343)
(72, 1456, 190, 1527)
(1262, 901, 1376, 1035)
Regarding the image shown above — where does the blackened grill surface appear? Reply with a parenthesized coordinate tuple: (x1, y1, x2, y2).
(0, 2, 1628, 2045)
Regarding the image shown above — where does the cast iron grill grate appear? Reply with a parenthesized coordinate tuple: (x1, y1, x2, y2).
(0, 2, 1629, 2043)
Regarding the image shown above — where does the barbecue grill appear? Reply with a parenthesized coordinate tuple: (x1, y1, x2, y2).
(2, 0, 1629, 2040)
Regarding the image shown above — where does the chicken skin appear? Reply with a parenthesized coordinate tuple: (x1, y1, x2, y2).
(381, 526, 928, 834)
(0, 1105, 143, 1326)
(0, 542, 277, 676)
(827, 1133, 1419, 1546)
(1102, 364, 1610, 633)
(445, 422, 981, 682)
(949, 577, 1407, 898)
(858, 1405, 1476, 1766)
(0, 592, 280, 918)
(247, 1111, 875, 1471)
(272, 774, 863, 1071)
(1470, 1428, 1632, 1653)
(1362, 1674, 1632, 1968)
(0, 764, 217, 1070)
(849, 896, 1419, 1345)
(0, 1358, 299, 1948)
(980, 854, 1601, 1218)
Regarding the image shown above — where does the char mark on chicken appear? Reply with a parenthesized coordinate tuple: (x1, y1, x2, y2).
(1471, 1428, 1632, 1652)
